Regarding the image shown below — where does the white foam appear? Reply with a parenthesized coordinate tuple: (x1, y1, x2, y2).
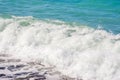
(0, 16, 120, 80)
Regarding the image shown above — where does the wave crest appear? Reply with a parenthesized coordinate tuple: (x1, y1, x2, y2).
(0, 16, 120, 80)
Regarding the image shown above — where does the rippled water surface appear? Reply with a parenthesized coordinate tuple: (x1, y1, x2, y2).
(0, 0, 120, 33)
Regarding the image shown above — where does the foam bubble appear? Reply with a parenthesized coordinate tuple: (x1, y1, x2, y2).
(0, 16, 120, 80)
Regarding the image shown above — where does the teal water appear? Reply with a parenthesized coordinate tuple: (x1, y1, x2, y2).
(0, 0, 120, 33)
(1, 1, 120, 79)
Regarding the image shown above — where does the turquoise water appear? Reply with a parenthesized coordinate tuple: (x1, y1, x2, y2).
(1, 1, 120, 79)
(0, 0, 120, 33)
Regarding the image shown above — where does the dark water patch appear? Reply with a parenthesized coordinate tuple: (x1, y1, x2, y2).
(0, 74, 6, 77)
(0, 67, 5, 70)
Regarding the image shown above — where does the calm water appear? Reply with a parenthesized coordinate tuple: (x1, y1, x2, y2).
(0, 0, 120, 33)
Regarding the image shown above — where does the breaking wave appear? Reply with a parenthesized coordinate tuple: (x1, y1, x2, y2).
(0, 16, 120, 80)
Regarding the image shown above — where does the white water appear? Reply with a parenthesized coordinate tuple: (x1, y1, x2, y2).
(0, 16, 120, 80)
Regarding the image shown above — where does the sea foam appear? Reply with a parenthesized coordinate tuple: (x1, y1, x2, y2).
(0, 16, 120, 80)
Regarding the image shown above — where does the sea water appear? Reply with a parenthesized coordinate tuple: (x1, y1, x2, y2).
(0, 0, 120, 80)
